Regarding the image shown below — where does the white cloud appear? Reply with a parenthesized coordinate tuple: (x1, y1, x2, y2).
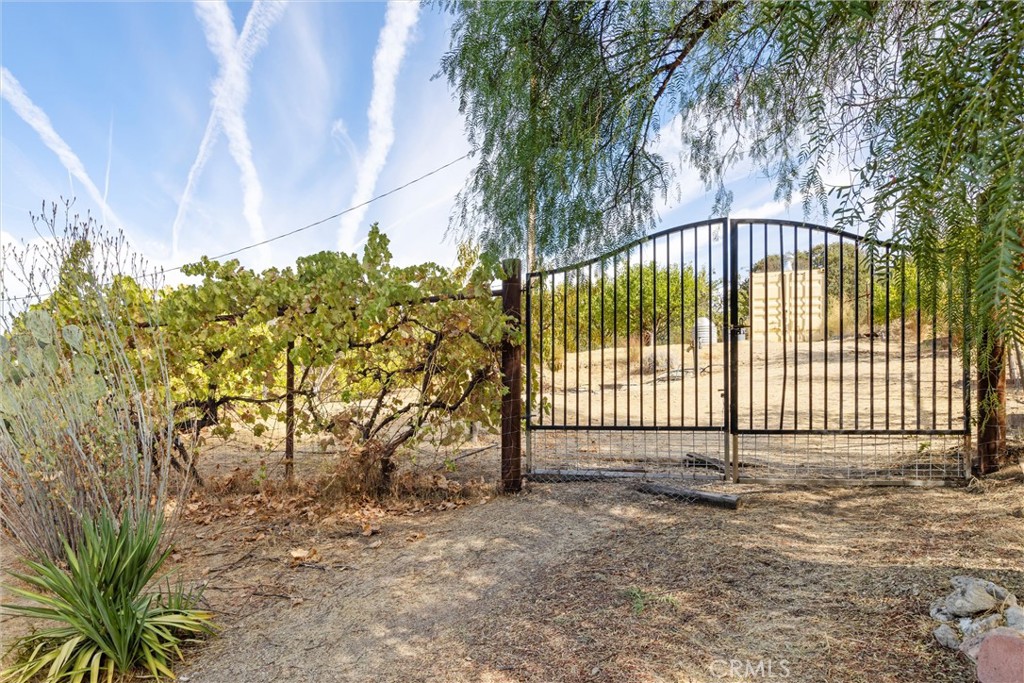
(731, 198, 791, 220)
(0, 67, 122, 231)
(171, 0, 287, 260)
(337, 0, 421, 253)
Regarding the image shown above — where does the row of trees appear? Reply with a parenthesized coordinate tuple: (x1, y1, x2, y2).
(532, 261, 718, 357)
(530, 241, 957, 367)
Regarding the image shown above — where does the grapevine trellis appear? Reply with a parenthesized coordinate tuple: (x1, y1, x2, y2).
(3, 224, 514, 490)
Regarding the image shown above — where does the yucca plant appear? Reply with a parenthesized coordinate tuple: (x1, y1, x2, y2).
(1, 511, 214, 683)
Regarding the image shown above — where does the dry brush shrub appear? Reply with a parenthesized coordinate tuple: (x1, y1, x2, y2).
(0, 204, 190, 561)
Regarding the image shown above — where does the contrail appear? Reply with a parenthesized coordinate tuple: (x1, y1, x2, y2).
(331, 118, 360, 167)
(338, 0, 420, 253)
(102, 117, 113, 227)
(1, 67, 122, 230)
(171, 0, 287, 260)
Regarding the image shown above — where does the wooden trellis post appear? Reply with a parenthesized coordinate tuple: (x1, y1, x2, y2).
(285, 340, 295, 482)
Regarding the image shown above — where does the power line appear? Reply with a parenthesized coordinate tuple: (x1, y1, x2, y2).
(162, 153, 469, 272)
(0, 154, 470, 303)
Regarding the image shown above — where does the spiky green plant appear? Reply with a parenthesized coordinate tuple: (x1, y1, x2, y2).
(1, 512, 214, 683)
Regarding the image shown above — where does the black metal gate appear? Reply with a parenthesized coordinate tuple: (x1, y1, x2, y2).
(525, 218, 968, 484)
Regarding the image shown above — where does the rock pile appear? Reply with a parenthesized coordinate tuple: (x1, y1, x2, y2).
(930, 576, 1024, 682)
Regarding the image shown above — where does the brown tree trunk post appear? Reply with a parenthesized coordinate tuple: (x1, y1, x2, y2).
(285, 340, 295, 483)
(976, 329, 1006, 475)
(501, 259, 523, 493)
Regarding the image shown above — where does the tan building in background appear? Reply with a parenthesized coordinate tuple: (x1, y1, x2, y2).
(749, 268, 826, 342)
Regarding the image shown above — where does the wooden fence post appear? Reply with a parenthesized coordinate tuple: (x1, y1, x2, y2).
(285, 340, 295, 482)
(501, 259, 523, 493)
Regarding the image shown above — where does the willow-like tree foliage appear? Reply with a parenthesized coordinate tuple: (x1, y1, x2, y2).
(440, 1, 1024, 347)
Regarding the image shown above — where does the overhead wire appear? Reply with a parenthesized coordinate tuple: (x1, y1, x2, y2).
(0, 153, 470, 303)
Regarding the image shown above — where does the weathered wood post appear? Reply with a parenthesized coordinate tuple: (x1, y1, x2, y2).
(285, 340, 295, 482)
(500, 259, 523, 493)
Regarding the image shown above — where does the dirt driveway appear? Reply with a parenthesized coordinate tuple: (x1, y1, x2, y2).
(170, 475, 1022, 683)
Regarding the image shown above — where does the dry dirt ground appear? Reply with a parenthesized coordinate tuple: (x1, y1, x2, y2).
(149, 452, 1024, 683)
(544, 338, 966, 433)
(2, 440, 1022, 683)
(536, 338, 977, 479)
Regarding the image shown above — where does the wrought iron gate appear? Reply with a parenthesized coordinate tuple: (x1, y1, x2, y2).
(524, 218, 968, 484)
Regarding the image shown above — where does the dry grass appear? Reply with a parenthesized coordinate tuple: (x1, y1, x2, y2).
(96, 444, 1020, 683)
(4, 436, 1021, 683)
(459, 480, 1022, 683)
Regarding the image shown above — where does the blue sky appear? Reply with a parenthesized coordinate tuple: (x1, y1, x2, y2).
(1, 1, 815, 287)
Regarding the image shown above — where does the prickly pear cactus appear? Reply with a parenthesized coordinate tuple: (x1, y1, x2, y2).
(0, 312, 105, 420)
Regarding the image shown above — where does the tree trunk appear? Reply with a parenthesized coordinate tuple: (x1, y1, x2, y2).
(976, 329, 1006, 475)
(973, 183, 1007, 476)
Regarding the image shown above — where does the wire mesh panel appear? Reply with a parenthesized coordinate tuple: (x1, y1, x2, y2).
(526, 220, 729, 480)
(728, 220, 967, 482)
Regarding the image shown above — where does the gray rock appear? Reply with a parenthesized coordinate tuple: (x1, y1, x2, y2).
(961, 632, 988, 663)
(962, 613, 1005, 638)
(934, 623, 961, 650)
(930, 597, 955, 623)
(1006, 606, 1024, 631)
(946, 580, 1000, 617)
(951, 576, 1014, 603)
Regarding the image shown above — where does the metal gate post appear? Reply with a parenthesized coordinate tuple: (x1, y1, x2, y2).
(727, 218, 740, 483)
(524, 269, 533, 475)
(722, 219, 730, 481)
